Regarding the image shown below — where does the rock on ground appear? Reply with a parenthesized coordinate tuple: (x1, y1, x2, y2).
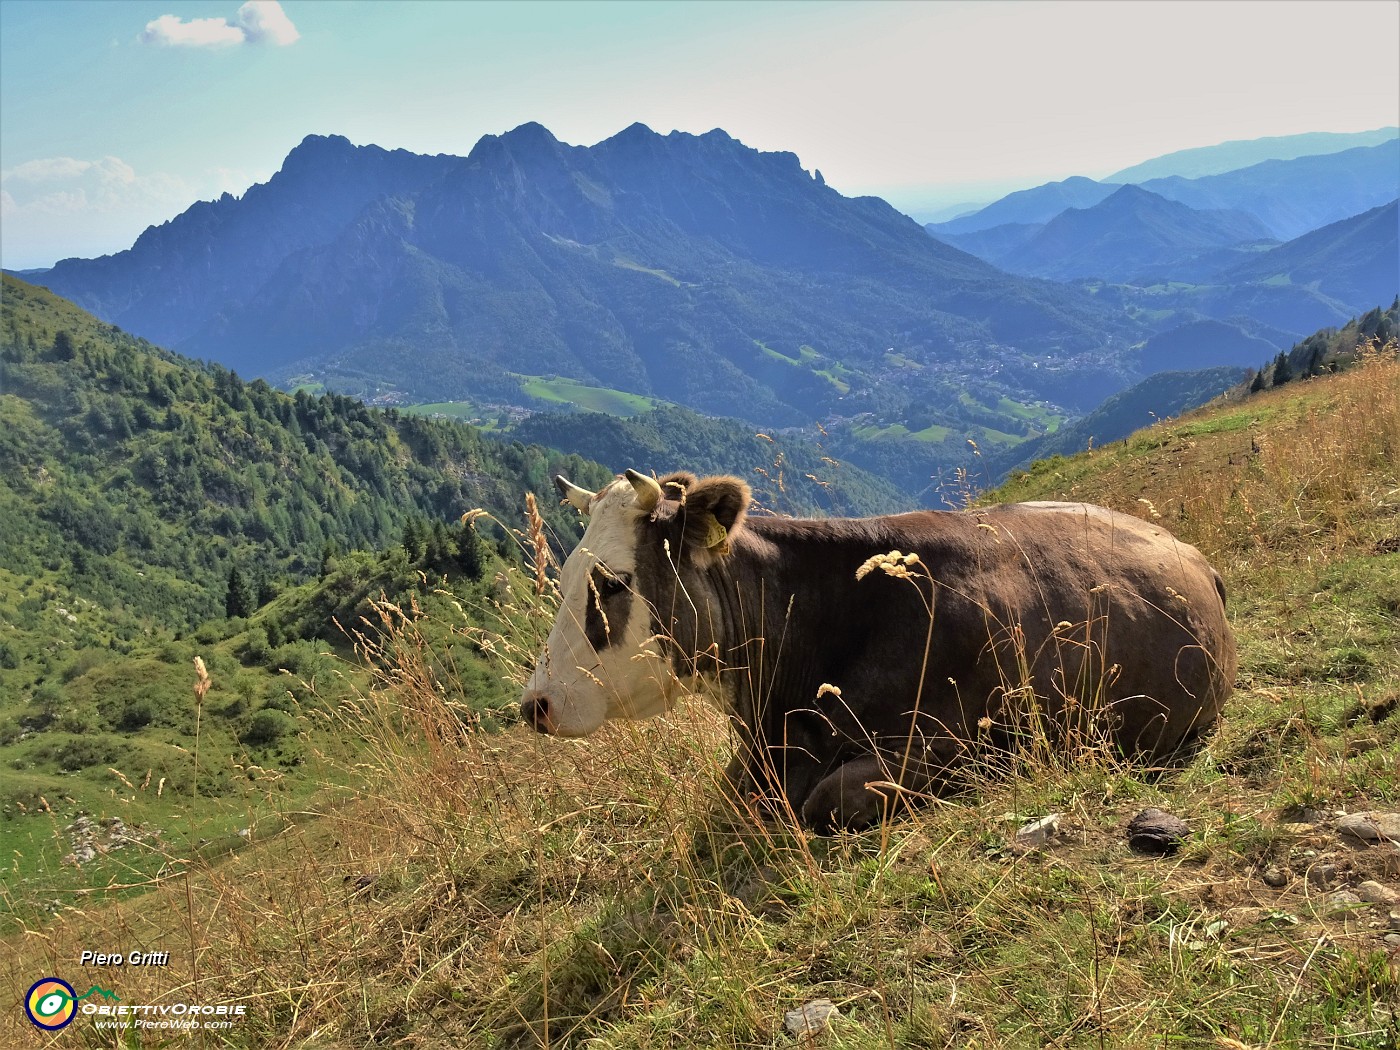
(785, 999, 840, 1037)
(1337, 812, 1400, 845)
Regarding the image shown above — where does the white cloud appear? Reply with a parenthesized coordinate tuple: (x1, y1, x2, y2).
(3, 157, 95, 182)
(236, 1, 299, 46)
(2, 156, 144, 203)
(26, 190, 91, 216)
(141, 13, 245, 48)
(140, 1, 298, 48)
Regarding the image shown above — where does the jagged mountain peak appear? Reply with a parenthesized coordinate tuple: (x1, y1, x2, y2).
(499, 121, 563, 150)
(467, 122, 573, 168)
(609, 120, 660, 142)
(276, 133, 369, 175)
(291, 131, 356, 152)
(34, 121, 1139, 431)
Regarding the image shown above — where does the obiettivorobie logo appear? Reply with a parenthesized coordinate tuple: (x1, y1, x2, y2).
(23, 975, 248, 1033)
(24, 978, 120, 1031)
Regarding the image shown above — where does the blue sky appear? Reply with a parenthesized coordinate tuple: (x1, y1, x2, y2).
(2, 0, 1397, 269)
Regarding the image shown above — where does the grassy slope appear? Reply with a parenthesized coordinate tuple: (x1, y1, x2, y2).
(4, 350, 1399, 1048)
(517, 376, 663, 416)
(407, 374, 667, 422)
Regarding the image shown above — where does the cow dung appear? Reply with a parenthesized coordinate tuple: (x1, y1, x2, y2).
(1127, 808, 1192, 855)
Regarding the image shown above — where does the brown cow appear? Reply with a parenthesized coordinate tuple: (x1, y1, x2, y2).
(522, 470, 1236, 831)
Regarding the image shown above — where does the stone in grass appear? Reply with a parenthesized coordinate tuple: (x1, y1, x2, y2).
(1337, 812, 1400, 845)
(1328, 890, 1363, 913)
(1356, 880, 1400, 906)
(1014, 814, 1062, 848)
(1127, 808, 1192, 855)
(785, 999, 840, 1037)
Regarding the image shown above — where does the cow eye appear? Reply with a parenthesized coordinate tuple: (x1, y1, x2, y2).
(596, 569, 631, 596)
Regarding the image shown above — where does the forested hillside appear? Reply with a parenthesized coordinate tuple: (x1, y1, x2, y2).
(1243, 300, 1399, 393)
(0, 274, 609, 635)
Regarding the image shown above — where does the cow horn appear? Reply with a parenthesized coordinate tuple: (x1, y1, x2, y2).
(625, 468, 664, 512)
(554, 475, 595, 513)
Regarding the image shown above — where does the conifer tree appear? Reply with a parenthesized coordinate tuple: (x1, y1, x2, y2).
(402, 517, 425, 562)
(226, 564, 254, 618)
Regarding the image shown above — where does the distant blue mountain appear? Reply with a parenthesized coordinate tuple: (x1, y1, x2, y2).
(1107, 127, 1398, 183)
(1134, 319, 1282, 373)
(934, 140, 1400, 244)
(928, 176, 1117, 236)
(1137, 141, 1400, 239)
(935, 186, 1275, 283)
(932, 222, 1045, 265)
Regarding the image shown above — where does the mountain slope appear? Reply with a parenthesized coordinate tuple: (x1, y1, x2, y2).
(1217, 200, 1399, 315)
(10, 332, 1398, 1050)
(990, 365, 1248, 476)
(1106, 126, 1399, 183)
(928, 221, 1045, 267)
(1134, 319, 1284, 373)
(37, 136, 464, 348)
(995, 306, 1400, 481)
(30, 123, 1143, 432)
(1240, 301, 1399, 393)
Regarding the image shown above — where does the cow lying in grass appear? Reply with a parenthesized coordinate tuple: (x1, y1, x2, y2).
(521, 470, 1236, 832)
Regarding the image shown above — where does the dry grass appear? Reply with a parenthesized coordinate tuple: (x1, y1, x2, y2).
(4, 350, 1400, 1048)
(999, 339, 1400, 569)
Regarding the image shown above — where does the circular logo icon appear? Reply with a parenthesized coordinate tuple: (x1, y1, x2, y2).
(25, 978, 78, 1031)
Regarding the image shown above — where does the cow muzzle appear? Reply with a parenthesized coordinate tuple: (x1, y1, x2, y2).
(520, 691, 556, 734)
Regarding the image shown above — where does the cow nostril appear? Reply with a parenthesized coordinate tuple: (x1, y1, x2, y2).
(521, 693, 552, 733)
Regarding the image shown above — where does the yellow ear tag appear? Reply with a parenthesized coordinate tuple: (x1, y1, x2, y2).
(701, 514, 730, 554)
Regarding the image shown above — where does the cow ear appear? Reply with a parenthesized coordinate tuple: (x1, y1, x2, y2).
(658, 471, 698, 501)
(682, 475, 750, 556)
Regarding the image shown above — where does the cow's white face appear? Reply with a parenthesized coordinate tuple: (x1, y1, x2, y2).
(520, 474, 679, 737)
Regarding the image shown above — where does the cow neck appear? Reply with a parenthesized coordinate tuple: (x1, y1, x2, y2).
(696, 523, 826, 733)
